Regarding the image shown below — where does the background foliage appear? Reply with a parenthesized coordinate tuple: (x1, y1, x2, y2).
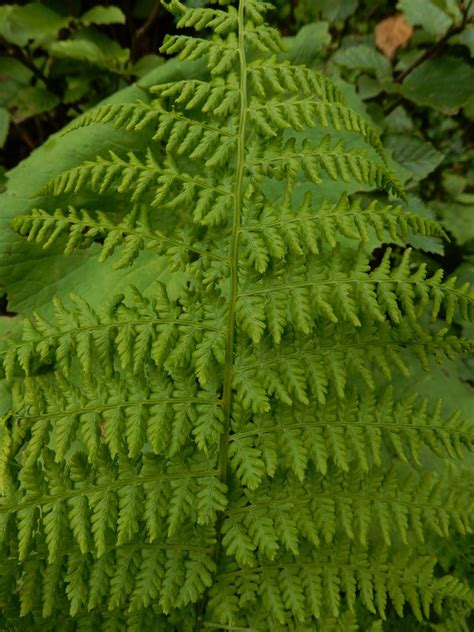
(0, 0, 472, 627)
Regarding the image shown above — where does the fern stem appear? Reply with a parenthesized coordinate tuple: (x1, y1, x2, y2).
(229, 419, 468, 441)
(0, 318, 224, 364)
(241, 207, 445, 237)
(202, 623, 256, 631)
(234, 336, 464, 374)
(198, 1, 249, 620)
(28, 211, 230, 262)
(218, 0, 248, 485)
(15, 398, 223, 423)
(0, 468, 219, 513)
(225, 490, 460, 516)
(237, 278, 473, 298)
(217, 561, 456, 594)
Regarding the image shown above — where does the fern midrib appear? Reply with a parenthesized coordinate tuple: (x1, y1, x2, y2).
(226, 490, 456, 516)
(201, 1, 247, 619)
(202, 623, 256, 631)
(2, 541, 215, 566)
(229, 419, 467, 439)
(218, 0, 247, 484)
(0, 468, 219, 513)
(0, 318, 223, 361)
(250, 149, 384, 167)
(16, 397, 222, 422)
(21, 406, 462, 434)
(234, 336, 454, 373)
(45, 159, 234, 200)
(218, 561, 459, 597)
(237, 277, 471, 298)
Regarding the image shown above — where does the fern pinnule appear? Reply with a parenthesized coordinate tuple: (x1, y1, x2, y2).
(12, 206, 222, 268)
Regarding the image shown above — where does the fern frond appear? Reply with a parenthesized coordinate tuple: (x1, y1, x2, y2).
(208, 546, 473, 627)
(1, 445, 222, 558)
(161, 34, 245, 74)
(248, 59, 344, 102)
(229, 388, 473, 485)
(38, 150, 157, 200)
(249, 99, 385, 158)
(39, 148, 237, 226)
(154, 80, 241, 118)
(252, 136, 404, 198)
(7, 370, 223, 464)
(173, 3, 238, 35)
(1, 542, 217, 619)
(1, 288, 226, 382)
(233, 323, 470, 410)
(63, 101, 162, 135)
(12, 206, 227, 266)
(63, 97, 241, 142)
(237, 249, 473, 337)
(4, 0, 474, 628)
(241, 194, 446, 269)
(224, 468, 472, 560)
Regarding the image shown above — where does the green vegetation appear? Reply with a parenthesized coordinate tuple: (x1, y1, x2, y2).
(0, 0, 473, 630)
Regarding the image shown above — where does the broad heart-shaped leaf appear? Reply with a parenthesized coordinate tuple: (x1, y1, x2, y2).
(395, 355, 473, 420)
(0, 3, 69, 47)
(0, 57, 33, 109)
(80, 6, 126, 26)
(331, 45, 392, 81)
(0, 56, 206, 318)
(285, 22, 331, 65)
(385, 134, 444, 186)
(400, 56, 474, 114)
(11, 86, 59, 123)
(398, 0, 452, 37)
(0, 57, 203, 414)
(129, 54, 165, 79)
(397, 196, 444, 255)
(0, 314, 17, 344)
(453, 26, 474, 57)
(49, 28, 130, 70)
(0, 379, 11, 415)
(316, 0, 357, 23)
(432, 201, 474, 246)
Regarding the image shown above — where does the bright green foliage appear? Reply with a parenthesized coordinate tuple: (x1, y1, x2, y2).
(0, 0, 473, 630)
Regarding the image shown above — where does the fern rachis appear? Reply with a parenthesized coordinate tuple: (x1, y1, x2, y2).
(0, 0, 473, 630)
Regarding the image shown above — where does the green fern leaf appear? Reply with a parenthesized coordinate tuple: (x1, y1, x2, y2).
(1, 0, 473, 628)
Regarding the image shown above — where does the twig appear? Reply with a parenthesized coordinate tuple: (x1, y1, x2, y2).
(132, 1, 161, 60)
(0, 37, 54, 91)
(384, 0, 472, 115)
(1, 37, 84, 115)
(11, 120, 36, 150)
(396, 25, 465, 84)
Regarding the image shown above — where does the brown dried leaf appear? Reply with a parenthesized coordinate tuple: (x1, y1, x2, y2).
(375, 14, 413, 59)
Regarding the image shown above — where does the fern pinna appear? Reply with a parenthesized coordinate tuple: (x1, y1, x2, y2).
(1, 0, 473, 629)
